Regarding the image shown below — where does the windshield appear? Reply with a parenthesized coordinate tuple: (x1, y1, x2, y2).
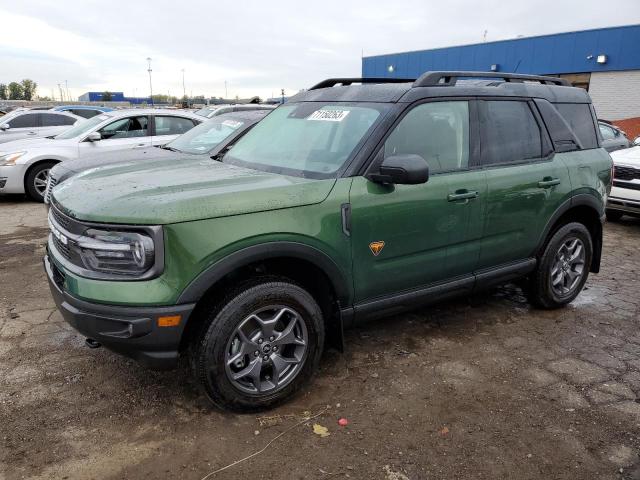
(166, 116, 248, 154)
(224, 102, 387, 178)
(195, 107, 219, 118)
(55, 114, 109, 139)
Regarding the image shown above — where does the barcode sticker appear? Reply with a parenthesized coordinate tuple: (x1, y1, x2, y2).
(308, 110, 350, 122)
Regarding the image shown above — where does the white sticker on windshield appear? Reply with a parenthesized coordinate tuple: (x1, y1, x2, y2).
(221, 120, 243, 129)
(308, 109, 350, 122)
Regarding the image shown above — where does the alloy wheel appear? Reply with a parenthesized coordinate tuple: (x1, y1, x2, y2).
(550, 237, 586, 296)
(34, 168, 50, 197)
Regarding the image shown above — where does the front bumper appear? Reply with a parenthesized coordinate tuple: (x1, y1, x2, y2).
(44, 255, 195, 370)
(0, 164, 28, 194)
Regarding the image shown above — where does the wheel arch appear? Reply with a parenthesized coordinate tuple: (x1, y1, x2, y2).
(536, 194, 604, 273)
(23, 158, 60, 191)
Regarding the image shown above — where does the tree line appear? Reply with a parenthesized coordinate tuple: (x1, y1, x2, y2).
(0, 79, 38, 101)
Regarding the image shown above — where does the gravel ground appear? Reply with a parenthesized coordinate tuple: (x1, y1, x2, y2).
(1, 194, 640, 480)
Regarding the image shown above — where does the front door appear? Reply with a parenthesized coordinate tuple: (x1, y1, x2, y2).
(349, 100, 486, 303)
(79, 115, 152, 154)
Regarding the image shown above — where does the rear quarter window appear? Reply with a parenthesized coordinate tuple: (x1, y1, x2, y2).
(553, 103, 598, 149)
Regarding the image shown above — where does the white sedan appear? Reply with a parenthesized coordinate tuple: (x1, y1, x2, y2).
(607, 144, 640, 220)
(0, 109, 202, 201)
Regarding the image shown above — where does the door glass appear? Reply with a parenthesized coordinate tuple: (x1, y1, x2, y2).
(98, 116, 149, 139)
(8, 113, 38, 128)
(41, 113, 76, 126)
(384, 101, 469, 174)
(554, 103, 598, 149)
(599, 124, 616, 140)
(482, 101, 541, 165)
(154, 116, 195, 136)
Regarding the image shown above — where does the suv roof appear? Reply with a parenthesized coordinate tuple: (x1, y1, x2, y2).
(292, 71, 590, 104)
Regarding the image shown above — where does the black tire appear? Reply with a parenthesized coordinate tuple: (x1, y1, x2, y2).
(25, 161, 56, 202)
(605, 209, 624, 222)
(192, 278, 324, 412)
(529, 222, 593, 309)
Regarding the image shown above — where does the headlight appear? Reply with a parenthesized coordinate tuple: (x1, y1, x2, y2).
(0, 151, 26, 166)
(77, 228, 155, 275)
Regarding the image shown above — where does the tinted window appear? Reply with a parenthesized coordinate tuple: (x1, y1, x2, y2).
(168, 116, 247, 154)
(554, 103, 598, 149)
(41, 113, 76, 126)
(384, 101, 469, 174)
(482, 101, 542, 165)
(72, 109, 100, 119)
(154, 116, 195, 136)
(599, 123, 616, 140)
(99, 116, 149, 139)
(8, 113, 38, 128)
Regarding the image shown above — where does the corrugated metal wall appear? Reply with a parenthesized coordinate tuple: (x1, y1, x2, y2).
(362, 25, 640, 78)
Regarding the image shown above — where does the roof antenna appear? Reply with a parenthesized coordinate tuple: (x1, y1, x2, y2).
(483, 30, 488, 42)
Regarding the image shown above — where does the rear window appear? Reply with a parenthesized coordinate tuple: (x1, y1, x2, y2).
(554, 103, 598, 149)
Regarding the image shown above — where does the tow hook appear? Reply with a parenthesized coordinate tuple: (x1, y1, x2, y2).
(85, 338, 102, 349)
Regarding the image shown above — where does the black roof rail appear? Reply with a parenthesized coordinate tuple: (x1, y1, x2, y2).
(413, 71, 571, 87)
(309, 77, 416, 90)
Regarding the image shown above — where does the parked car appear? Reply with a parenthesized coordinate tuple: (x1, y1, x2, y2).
(44, 71, 611, 411)
(52, 105, 114, 119)
(195, 104, 275, 119)
(0, 109, 202, 201)
(598, 121, 632, 152)
(0, 110, 82, 145)
(45, 110, 270, 203)
(606, 145, 640, 220)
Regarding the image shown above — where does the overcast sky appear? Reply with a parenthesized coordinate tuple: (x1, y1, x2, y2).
(0, 0, 638, 100)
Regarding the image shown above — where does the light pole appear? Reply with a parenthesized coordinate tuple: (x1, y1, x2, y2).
(224, 80, 228, 99)
(147, 57, 153, 106)
(181, 68, 186, 106)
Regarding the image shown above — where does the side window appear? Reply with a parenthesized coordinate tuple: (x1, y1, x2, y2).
(98, 116, 149, 140)
(41, 113, 76, 126)
(72, 109, 99, 119)
(154, 116, 195, 136)
(8, 113, 38, 128)
(384, 101, 469, 174)
(554, 103, 598, 149)
(482, 101, 542, 165)
(599, 124, 616, 140)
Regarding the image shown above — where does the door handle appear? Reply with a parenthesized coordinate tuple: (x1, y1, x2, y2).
(447, 190, 479, 202)
(538, 177, 561, 188)
(133, 143, 147, 148)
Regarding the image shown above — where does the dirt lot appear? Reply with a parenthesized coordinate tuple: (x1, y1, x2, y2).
(1, 194, 640, 480)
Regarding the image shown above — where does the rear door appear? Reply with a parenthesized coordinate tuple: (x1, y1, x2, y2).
(151, 115, 198, 145)
(475, 99, 572, 270)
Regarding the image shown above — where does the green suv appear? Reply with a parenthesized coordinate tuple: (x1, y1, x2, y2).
(45, 71, 612, 411)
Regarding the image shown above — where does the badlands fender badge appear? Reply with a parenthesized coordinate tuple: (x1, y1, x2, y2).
(369, 241, 385, 257)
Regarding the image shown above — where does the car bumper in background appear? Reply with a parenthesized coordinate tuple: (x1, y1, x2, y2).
(608, 184, 640, 215)
(44, 254, 196, 370)
(0, 164, 27, 194)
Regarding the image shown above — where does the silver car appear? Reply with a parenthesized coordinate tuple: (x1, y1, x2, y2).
(0, 109, 82, 144)
(194, 104, 275, 119)
(0, 109, 202, 201)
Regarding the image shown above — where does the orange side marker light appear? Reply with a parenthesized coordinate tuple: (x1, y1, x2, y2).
(157, 315, 182, 327)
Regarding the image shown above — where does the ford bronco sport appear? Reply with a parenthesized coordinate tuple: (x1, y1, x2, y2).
(45, 71, 612, 411)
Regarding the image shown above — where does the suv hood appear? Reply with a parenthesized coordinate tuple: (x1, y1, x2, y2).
(52, 158, 336, 224)
(611, 146, 640, 167)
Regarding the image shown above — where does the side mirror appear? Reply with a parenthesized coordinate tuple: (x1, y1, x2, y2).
(634, 136, 640, 147)
(1, 124, 10, 131)
(369, 154, 430, 185)
(86, 131, 101, 142)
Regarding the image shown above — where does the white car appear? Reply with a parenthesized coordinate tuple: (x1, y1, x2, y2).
(0, 109, 202, 201)
(607, 145, 640, 220)
(0, 109, 82, 144)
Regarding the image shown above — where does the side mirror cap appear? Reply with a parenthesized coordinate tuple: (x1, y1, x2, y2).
(86, 131, 101, 142)
(1, 124, 10, 131)
(368, 154, 430, 185)
(634, 136, 640, 147)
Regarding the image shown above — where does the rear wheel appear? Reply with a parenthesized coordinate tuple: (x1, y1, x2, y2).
(25, 161, 56, 202)
(605, 209, 624, 222)
(529, 222, 592, 309)
(192, 279, 324, 411)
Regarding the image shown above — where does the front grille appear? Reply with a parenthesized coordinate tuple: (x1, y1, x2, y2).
(50, 203, 72, 230)
(44, 175, 58, 204)
(614, 165, 640, 181)
(52, 234, 71, 260)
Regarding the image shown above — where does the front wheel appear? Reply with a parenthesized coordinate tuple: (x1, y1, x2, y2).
(192, 279, 325, 411)
(529, 222, 593, 309)
(25, 161, 56, 202)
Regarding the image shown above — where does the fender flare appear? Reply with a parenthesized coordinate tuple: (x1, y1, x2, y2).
(176, 241, 351, 305)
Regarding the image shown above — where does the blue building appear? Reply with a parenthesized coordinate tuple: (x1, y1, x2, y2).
(362, 24, 640, 123)
(78, 91, 154, 105)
